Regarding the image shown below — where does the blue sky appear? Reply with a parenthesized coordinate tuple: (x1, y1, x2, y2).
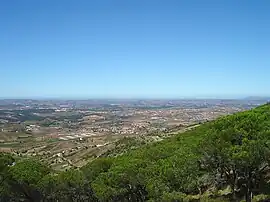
(0, 0, 269, 99)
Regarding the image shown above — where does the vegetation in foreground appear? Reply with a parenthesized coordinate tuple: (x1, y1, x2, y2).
(1, 103, 270, 202)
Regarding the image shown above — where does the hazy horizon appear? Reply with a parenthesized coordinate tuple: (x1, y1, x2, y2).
(0, 95, 270, 100)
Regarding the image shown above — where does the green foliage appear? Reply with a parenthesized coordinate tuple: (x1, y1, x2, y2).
(5, 159, 50, 201)
(199, 104, 270, 202)
(9, 159, 50, 185)
(81, 158, 113, 182)
(0, 153, 14, 173)
(252, 194, 270, 202)
(38, 169, 98, 201)
(103, 137, 147, 157)
(0, 154, 15, 200)
(1, 103, 270, 202)
(161, 191, 187, 202)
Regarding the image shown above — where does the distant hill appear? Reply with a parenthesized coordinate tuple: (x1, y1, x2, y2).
(243, 96, 270, 101)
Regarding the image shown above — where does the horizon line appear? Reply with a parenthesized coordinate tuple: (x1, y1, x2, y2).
(0, 96, 270, 100)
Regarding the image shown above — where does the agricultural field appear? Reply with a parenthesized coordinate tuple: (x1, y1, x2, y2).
(0, 99, 266, 169)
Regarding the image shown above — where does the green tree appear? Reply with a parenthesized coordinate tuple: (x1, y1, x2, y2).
(0, 154, 14, 184)
(8, 159, 50, 201)
(0, 154, 15, 201)
(200, 126, 270, 202)
(92, 158, 148, 201)
(38, 169, 98, 202)
(81, 158, 113, 182)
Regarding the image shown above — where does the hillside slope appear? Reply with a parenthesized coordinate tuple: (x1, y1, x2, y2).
(89, 104, 270, 201)
(1, 103, 270, 202)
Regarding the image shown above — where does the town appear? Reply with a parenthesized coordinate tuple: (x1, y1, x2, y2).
(0, 98, 267, 170)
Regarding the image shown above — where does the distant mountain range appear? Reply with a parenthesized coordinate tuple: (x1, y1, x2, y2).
(243, 96, 270, 101)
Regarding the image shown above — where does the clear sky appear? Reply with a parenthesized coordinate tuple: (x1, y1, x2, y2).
(0, 0, 269, 99)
